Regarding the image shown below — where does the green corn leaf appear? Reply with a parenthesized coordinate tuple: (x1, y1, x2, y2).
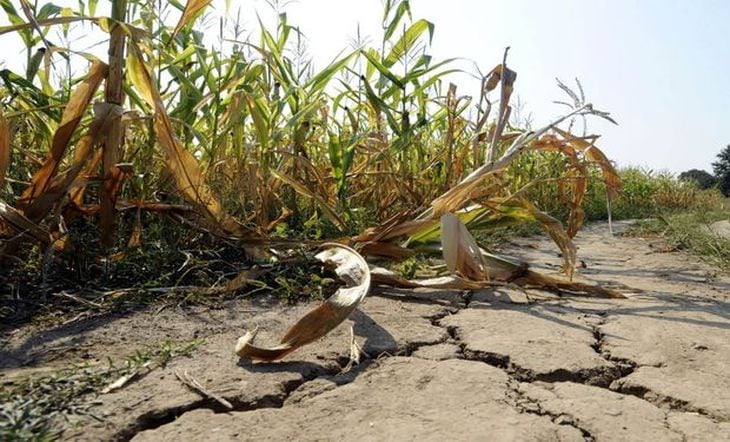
(360, 49, 404, 89)
(384, 19, 434, 67)
(383, 0, 411, 41)
(305, 51, 356, 97)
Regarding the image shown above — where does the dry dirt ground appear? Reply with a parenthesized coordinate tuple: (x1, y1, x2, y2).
(2, 221, 729, 441)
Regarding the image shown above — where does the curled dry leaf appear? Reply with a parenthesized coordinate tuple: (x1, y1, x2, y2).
(430, 104, 593, 216)
(508, 198, 577, 279)
(236, 243, 371, 361)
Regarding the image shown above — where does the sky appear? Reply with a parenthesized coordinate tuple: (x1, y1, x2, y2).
(2, 0, 729, 173)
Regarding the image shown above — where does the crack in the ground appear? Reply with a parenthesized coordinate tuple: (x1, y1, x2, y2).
(121, 312, 455, 440)
(663, 413, 690, 442)
(461, 347, 624, 387)
(504, 378, 595, 441)
(611, 382, 722, 421)
(439, 313, 625, 387)
(590, 319, 637, 379)
(115, 365, 335, 441)
(121, 291, 727, 440)
(441, 308, 724, 423)
(589, 320, 723, 421)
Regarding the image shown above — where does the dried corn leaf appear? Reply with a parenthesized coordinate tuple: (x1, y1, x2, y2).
(127, 41, 252, 237)
(370, 267, 484, 290)
(354, 218, 436, 243)
(0, 115, 10, 188)
(484, 63, 517, 93)
(529, 134, 588, 238)
(18, 61, 108, 215)
(236, 243, 370, 361)
(371, 262, 624, 298)
(0, 201, 43, 241)
(171, 0, 212, 41)
(553, 127, 621, 200)
(440, 213, 488, 281)
(503, 198, 577, 279)
(512, 270, 626, 299)
(271, 168, 346, 231)
(359, 241, 414, 261)
(431, 106, 592, 216)
(24, 102, 116, 222)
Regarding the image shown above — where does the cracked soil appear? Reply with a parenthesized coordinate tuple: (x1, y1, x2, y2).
(2, 221, 729, 441)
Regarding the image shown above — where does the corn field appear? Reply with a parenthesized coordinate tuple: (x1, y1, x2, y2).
(1, 0, 626, 354)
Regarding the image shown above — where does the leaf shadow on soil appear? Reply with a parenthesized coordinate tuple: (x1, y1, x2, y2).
(583, 266, 730, 291)
(0, 296, 281, 371)
(470, 291, 730, 337)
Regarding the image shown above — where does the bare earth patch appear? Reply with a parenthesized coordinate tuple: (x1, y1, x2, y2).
(2, 221, 729, 441)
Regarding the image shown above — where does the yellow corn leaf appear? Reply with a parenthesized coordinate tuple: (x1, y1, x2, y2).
(236, 244, 370, 361)
(127, 40, 252, 237)
(171, 0, 212, 41)
(18, 61, 108, 217)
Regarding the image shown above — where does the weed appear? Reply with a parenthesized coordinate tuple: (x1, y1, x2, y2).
(630, 210, 730, 271)
(0, 339, 204, 441)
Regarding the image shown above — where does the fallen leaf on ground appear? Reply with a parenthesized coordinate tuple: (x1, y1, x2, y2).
(236, 243, 371, 361)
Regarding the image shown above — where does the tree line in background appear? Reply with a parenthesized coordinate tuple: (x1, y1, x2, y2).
(680, 145, 730, 197)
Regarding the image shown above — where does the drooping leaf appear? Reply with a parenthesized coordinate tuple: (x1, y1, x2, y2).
(553, 127, 621, 200)
(513, 198, 577, 279)
(529, 133, 588, 238)
(440, 213, 488, 281)
(430, 104, 593, 215)
(23, 102, 117, 222)
(0, 200, 70, 252)
(127, 40, 253, 237)
(18, 60, 108, 219)
(271, 168, 346, 232)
